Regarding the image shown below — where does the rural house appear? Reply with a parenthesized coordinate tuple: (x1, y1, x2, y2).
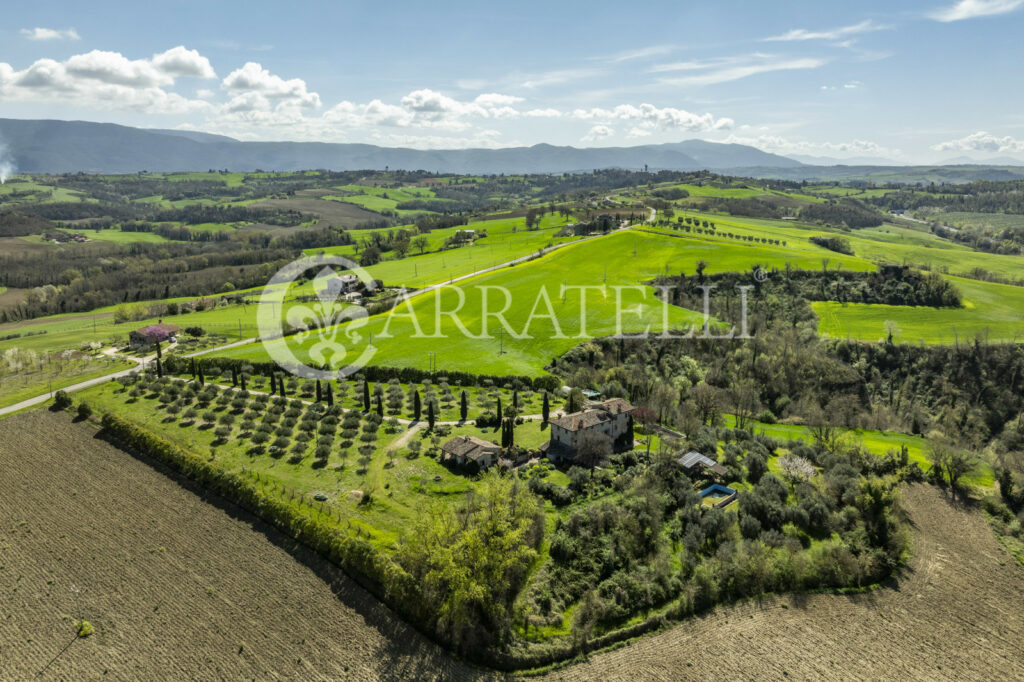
(325, 273, 360, 296)
(548, 397, 635, 462)
(441, 435, 502, 471)
(128, 322, 180, 348)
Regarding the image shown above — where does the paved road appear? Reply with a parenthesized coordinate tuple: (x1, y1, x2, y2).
(1, 219, 644, 416)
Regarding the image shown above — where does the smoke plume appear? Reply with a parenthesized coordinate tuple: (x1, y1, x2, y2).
(0, 136, 15, 184)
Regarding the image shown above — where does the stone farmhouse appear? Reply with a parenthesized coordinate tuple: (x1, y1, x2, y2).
(548, 398, 635, 463)
(441, 435, 502, 471)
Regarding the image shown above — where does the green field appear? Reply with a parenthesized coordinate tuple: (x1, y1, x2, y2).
(721, 414, 993, 486)
(928, 211, 1024, 231)
(57, 228, 171, 244)
(0, 356, 134, 409)
(76, 377, 552, 550)
(815, 275, 1024, 343)
(215, 228, 884, 375)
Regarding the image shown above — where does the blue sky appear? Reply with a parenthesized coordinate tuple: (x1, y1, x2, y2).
(1, 0, 1023, 162)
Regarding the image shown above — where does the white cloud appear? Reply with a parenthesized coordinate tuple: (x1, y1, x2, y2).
(764, 19, 890, 42)
(571, 103, 733, 132)
(931, 131, 1024, 152)
(930, 0, 1024, 22)
(603, 45, 675, 63)
(519, 67, 601, 88)
(724, 134, 896, 159)
(473, 92, 523, 108)
(524, 108, 562, 118)
(152, 46, 216, 79)
(221, 62, 320, 108)
(581, 125, 614, 142)
(0, 48, 215, 115)
(626, 127, 653, 139)
(20, 27, 80, 41)
(654, 54, 827, 86)
(821, 80, 864, 91)
(65, 50, 173, 88)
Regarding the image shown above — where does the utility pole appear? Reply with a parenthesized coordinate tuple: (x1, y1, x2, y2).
(498, 328, 505, 355)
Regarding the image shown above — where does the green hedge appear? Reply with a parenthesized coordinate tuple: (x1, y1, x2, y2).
(98, 413, 419, 625)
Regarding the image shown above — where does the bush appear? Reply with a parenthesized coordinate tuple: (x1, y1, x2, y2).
(53, 390, 72, 410)
(76, 402, 93, 419)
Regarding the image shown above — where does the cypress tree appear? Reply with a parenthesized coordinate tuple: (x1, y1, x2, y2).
(198, 364, 205, 386)
(542, 391, 550, 423)
(240, 374, 246, 391)
(427, 400, 436, 430)
(156, 358, 163, 378)
(279, 376, 286, 398)
(413, 391, 422, 421)
(496, 396, 502, 423)
(513, 389, 519, 411)
(315, 379, 322, 403)
(363, 381, 371, 412)
(231, 367, 238, 387)
(269, 373, 275, 394)
(325, 382, 334, 407)
(460, 390, 468, 422)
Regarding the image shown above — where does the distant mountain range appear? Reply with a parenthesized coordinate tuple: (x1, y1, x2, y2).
(0, 118, 802, 175)
(1, 118, 1023, 180)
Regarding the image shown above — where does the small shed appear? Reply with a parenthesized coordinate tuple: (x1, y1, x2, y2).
(675, 451, 728, 478)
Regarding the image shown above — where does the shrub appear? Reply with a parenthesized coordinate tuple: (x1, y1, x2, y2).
(53, 390, 72, 410)
(76, 402, 93, 419)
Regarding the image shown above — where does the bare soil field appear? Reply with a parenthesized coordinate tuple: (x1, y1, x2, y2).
(0, 410, 488, 681)
(250, 197, 383, 227)
(544, 484, 1024, 681)
(3, 409, 1022, 680)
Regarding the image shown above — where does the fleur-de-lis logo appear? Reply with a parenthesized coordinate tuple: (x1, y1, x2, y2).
(258, 256, 378, 380)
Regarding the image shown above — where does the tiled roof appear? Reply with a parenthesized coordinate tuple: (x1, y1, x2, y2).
(441, 435, 500, 461)
(550, 398, 634, 432)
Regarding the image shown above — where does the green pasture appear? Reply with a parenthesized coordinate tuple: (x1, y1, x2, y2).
(57, 228, 170, 244)
(214, 228, 876, 375)
(814, 276, 1024, 344)
(721, 414, 994, 487)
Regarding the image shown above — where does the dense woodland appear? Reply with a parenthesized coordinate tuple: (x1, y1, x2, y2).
(868, 180, 1024, 214)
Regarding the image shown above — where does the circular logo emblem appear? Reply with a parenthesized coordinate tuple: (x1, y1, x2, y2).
(257, 254, 378, 380)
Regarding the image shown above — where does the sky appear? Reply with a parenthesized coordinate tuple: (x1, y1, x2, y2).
(2, 0, 1024, 163)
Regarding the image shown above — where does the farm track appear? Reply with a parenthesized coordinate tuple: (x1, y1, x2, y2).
(543, 483, 1024, 681)
(3, 410, 1023, 680)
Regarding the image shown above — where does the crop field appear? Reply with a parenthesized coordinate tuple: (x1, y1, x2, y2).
(0, 409, 485, 680)
(0, 354, 133, 409)
(543, 484, 1024, 681)
(814, 276, 1024, 343)
(249, 197, 384, 227)
(216, 228, 858, 375)
(932, 211, 1024, 231)
(76, 372, 561, 549)
(56, 227, 171, 244)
